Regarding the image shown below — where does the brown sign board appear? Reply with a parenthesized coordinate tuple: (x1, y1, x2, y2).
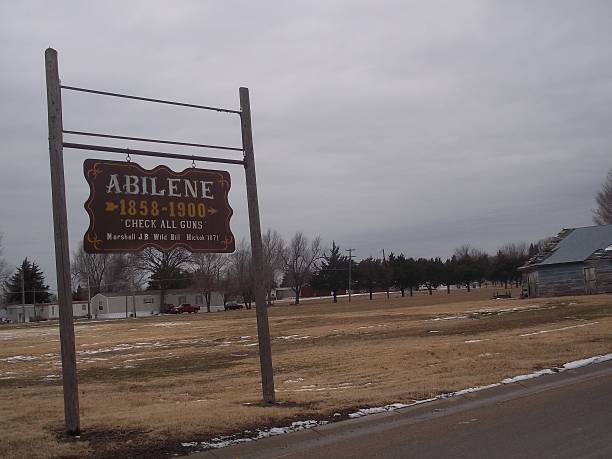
(83, 159, 235, 253)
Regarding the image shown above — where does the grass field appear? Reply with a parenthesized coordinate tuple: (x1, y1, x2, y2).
(1, 287, 611, 458)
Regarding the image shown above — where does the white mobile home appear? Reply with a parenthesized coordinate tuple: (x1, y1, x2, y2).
(91, 290, 224, 319)
(4, 301, 89, 323)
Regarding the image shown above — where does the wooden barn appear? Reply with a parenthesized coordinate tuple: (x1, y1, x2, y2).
(519, 224, 612, 298)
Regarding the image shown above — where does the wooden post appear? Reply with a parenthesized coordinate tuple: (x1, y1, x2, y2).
(239, 87, 275, 403)
(45, 48, 80, 434)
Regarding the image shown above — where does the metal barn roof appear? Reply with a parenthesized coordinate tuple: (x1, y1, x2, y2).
(537, 224, 612, 266)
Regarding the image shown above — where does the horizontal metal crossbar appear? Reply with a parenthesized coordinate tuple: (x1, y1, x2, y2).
(63, 142, 245, 166)
(63, 130, 243, 152)
(60, 85, 242, 115)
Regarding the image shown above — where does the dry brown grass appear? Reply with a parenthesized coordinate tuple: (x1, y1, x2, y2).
(1, 287, 611, 458)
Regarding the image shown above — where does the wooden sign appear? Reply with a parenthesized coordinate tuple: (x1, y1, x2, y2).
(83, 159, 235, 253)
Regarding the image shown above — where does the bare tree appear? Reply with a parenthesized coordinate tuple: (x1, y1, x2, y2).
(0, 234, 8, 305)
(593, 169, 612, 225)
(0, 233, 8, 285)
(132, 248, 192, 312)
(498, 242, 528, 261)
(72, 244, 142, 299)
(262, 229, 285, 305)
(71, 243, 110, 297)
(494, 242, 529, 288)
(192, 253, 227, 312)
(282, 232, 323, 305)
(453, 245, 489, 291)
(229, 239, 254, 309)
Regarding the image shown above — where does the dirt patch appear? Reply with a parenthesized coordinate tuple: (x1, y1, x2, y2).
(1, 288, 611, 459)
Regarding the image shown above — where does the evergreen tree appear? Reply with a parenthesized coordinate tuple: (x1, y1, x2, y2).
(441, 258, 458, 294)
(147, 266, 190, 291)
(4, 258, 51, 304)
(388, 253, 406, 296)
(310, 242, 348, 303)
(378, 253, 393, 299)
(132, 248, 191, 312)
(389, 254, 421, 297)
(418, 258, 443, 295)
(355, 257, 380, 300)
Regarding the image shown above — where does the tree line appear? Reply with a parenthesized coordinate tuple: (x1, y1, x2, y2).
(309, 241, 541, 302)
(0, 229, 558, 309)
(2, 160, 612, 310)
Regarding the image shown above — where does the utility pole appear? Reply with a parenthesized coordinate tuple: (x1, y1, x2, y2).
(86, 275, 91, 319)
(346, 248, 355, 303)
(240, 87, 275, 403)
(45, 47, 80, 434)
(21, 267, 25, 323)
(381, 249, 390, 299)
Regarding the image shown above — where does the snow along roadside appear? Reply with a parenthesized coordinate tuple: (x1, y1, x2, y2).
(180, 352, 612, 451)
(348, 352, 612, 418)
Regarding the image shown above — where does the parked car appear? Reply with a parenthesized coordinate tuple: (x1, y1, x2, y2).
(224, 301, 243, 311)
(176, 303, 201, 314)
(164, 304, 178, 314)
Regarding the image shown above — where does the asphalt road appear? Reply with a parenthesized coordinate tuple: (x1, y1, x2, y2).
(191, 359, 612, 459)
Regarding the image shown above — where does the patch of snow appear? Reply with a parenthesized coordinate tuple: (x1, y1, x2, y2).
(180, 352, 612, 452)
(458, 418, 478, 425)
(78, 341, 169, 355)
(276, 334, 311, 341)
(349, 403, 410, 418)
(464, 339, 485, 343)
(181, 420, 328, 450)
(451, 383, 500, 396)
(501, 369, 554, 384)
(0, 334, 18, 341)
(1, 355, 40, 363)
(145, 322, 191, 327)
(519, 321, 598, 337)
(562, 353, 612, 370)
(432, 315, 468, 321)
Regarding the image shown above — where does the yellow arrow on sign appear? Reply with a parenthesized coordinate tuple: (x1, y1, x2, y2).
(105, 202, 119, 212)
(208, 207, 218, 215)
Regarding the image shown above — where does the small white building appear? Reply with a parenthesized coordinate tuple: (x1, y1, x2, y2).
(274, 287, 294, 300)
(90, 290, 224, 319)
(4, 301, 89, 323)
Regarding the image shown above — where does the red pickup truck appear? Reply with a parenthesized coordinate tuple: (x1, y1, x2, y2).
(176, 303, 201, 314)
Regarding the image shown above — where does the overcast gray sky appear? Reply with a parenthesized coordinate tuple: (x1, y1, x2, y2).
(1, 1, 611, 290)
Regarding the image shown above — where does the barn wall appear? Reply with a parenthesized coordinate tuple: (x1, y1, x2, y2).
(586, 259, 612, 294)
(529, 264, 584, 297)
(524, 260, 612, 297)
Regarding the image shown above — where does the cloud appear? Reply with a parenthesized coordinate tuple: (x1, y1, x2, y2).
(1, 0, 611, 288)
